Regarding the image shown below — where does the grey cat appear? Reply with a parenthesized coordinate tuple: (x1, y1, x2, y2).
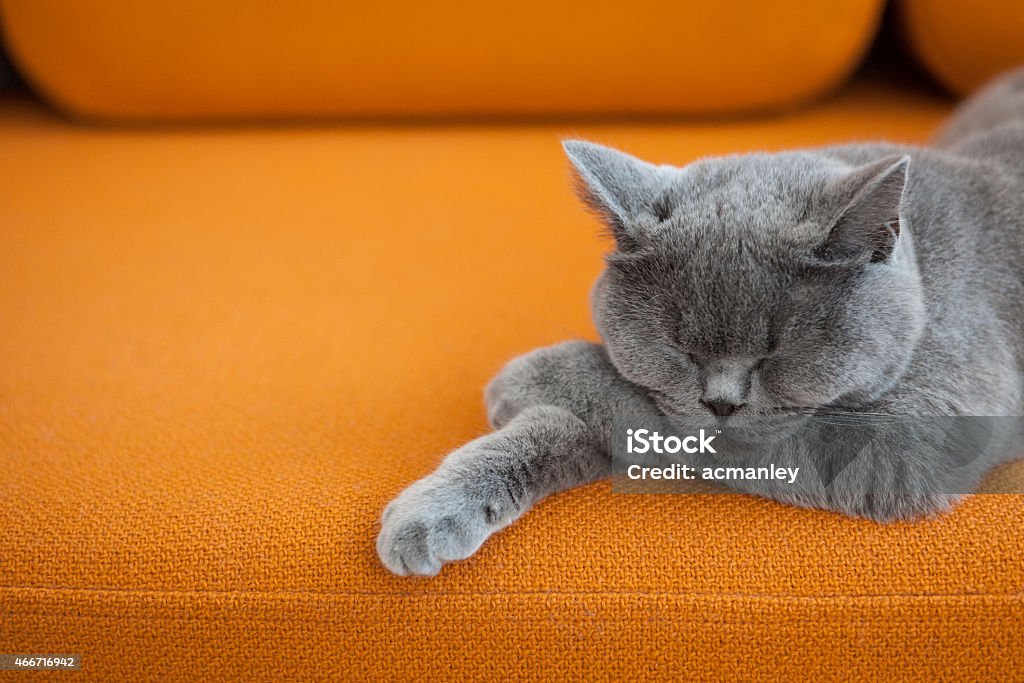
(377, 68, 1024, 576)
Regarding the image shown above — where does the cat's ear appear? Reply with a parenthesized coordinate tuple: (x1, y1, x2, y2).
(562, 140, 664, 251)
(818, 155, 910, 264)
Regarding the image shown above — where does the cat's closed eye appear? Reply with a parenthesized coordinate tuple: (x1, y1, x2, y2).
(656, 343, 695, 365)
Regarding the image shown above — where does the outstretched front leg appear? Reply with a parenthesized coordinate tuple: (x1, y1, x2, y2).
(376, 341, 654, 576)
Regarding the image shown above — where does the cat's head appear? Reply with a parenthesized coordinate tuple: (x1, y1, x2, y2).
(565, 140, 925, 418)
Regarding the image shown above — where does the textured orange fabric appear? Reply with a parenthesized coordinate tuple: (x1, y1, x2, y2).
(1, 79, 1023, 681)
(0, 0, 883, 120)
(899, 0, 1024, 95)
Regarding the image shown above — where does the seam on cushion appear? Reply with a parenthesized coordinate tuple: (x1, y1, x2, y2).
(6, 609, 1023, 626)
(1, 586, 1022, 600)
(6, 596, 1024, 625)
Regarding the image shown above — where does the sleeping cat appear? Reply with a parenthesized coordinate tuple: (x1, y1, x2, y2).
(378, 67, 1024, 576)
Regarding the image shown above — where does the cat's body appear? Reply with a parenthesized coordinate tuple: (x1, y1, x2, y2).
(378, 68, 1024, 576)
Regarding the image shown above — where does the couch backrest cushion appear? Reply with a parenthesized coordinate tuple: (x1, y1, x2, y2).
(0, 0, 883, 121)
(899, 0, 1024, 95)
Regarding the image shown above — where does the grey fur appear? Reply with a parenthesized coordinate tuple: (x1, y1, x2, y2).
(377, 68, 1024, 576)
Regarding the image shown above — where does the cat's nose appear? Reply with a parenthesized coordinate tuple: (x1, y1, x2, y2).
(701, 399, 743, 417)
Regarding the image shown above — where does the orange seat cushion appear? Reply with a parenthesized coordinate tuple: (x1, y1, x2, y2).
(899, 0, 1024, 95)
(1, 0, 882, 120)
(1, 78, 1022, 680)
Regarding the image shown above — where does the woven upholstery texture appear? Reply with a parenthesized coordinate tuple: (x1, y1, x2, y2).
(1, 78, 1022, 680)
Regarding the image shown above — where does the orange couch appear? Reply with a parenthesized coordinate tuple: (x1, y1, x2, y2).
(1, 2, 1022, 681)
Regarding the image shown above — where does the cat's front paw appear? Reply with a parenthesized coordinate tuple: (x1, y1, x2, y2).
(376, 471, 521, 577)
